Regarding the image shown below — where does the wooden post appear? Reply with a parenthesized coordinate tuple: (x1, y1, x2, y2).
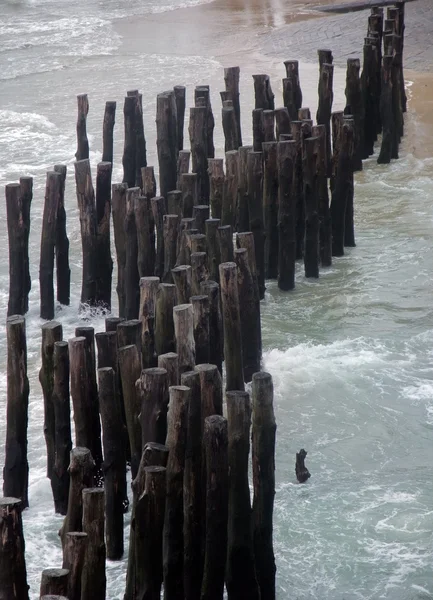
(52, 341, 72, 515)
(133, 93, 148, 187)
(330, 111, 344, 193)
(303, 136, 320, 278)
(112, 182, 128, 317)
(173, 303, 195, 374)
(342, 115, 356, 249)
(236, 231, 260, 321)
(136, 195, 155, 278)
(361, 40, 377, 158)
(189, 106, 209, 204)
(6, 182, 31, 316)
(124, 187, 140, 319)
(252, 108, 264, 152)
(235, 248, 261, 383)
(98, 367, 126, 560)
(195, 85, 215, 159)
(102, 100, 116, 163)
(68, 336, 102, 472)
(59, 447, 94, 545)
(4, 316, 29, 508)
(345, 59, 364, 171)
(158, 352, 180, 387)
(263, 141, 279, 279)
(0, 498, 29, 599)
(139, 276, 160, 368)
(180, 370, 203, 600)
(252, 372, 276, 600)
(176, 220, 195, 266)
(118, 344, 142, 479)
(172, 265, 192, 304)
(53, 165, 70, 306)
(195, 363, 223, 420)
(290, 121, 304, 259)
(181, 172, 199, 219)
(155, 283, 177, 355)
(219, 263, 244, 391)
(191, 252, 209, 296)
(40, 171, 61, 319)
(219, 226, 235, 267)
(312, 124, 332, 267)
(205, 219, 221, 282)
(168, 190, 183, 220)
(62, 531, 87, 600)
(331, 121, 354, 256)
(151, 195, 166, 279)
(200, 280, 223, 374)
(39, 321, 63, 489)
(105, 316, 124, 332)
(40, 569, 69, 597)
(200, 416, 228, 600)
(117, 319, 142, 362)
(222, 151, 238, 228)
(134, 466, 167, 600)
(377, 54, 395, 164)
(275, 107, 291, 139)
(75, 94, 89, 160)
(316, 61, 334, 177)
(263, 110, 275, 142)
(190, 233, 207, 255)
(226, 391, 260, 600)
(163, 214, 180, 283)
(157, 91, 178, 199)
(253, 74, 275, 110)
(163, 385, 190, 600)
(137, 367, 169, 448)
(81, 488, 106, 600)
(283, 60, 302, 120)
(222, 103, 238, 152)
(177, 150, 190, 190)
(174, 85, 186, 152)
(191, 295, 210, 364)
(74, 159, 97, 308)
(237, 146, 252, 232)
(95, 161, 113, 309)
(123, 95, 136, 188)
(193, 205, 210, 235)
(224, 66, 242, 147)
(247, 151, 265, 299)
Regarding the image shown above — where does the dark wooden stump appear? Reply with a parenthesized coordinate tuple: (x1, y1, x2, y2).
(81, 488, 106, 600)
(62, 531, 87, 600)
(224, 66, 242, 146)
(0, 497, 29, 600)
(124, 187, 140, 319)
(40, 171, 61, 319)
(277, 140, 297, 290)
(173, 304, 196, 374)
(123, 94, 136, 188)
(151, 195, 166, 280)
(295, 449, 311, 483)
(112, 182, 128, 318)
(316, 62, 334, 177)
(157, 90, 178, 200)
(40, 568, 69, 597)
(253, 74, 275, 110)
(174, 85, 186, 152)
(200, 280, 224, 374)
(163, 214, 180, 283)
(222, 151, 238, 228)
(181, 172, 199, 219)
(283, 60, 303, 120)
(205, 219, 221, 283)
(137, 367, 169, 448)
(312, 124, 332, 267)
(118, 344, 142, 479)
(331, 121, 354, 256)
(275, 107, 291, 139)
(53, 165, 70, 307)
(247, 151, 265, 299)
(95, 161, 113, 309)
(177, 150, 190, 190)
(302, 136, 320, 278)
(345, 58, 364, 171)
(75, 94, 89, 160)
(219, 262, 244, 391)
(263, 141, 279, 280)
(102, 100, 116, 163)
(237, 146, 252, 232)
(191, 295, 210, 365)
(155, 283, 177, 356)
(158, 352, 180, 387)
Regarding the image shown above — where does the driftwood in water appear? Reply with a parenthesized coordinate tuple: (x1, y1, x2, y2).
(40, 171, 61, 319)
(53, 165, 70, 307)
(295, 449, 311, 483)
(75, 94, 89, 160)
(102, 100, 116, 163)
(4, 316, 29, 508)
(0, 498, 29, 600)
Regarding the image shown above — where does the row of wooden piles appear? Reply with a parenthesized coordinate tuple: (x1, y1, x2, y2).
(5, 3, 407, 326)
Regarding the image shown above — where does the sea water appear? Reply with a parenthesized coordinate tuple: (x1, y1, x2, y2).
(1, 0, 433, 598)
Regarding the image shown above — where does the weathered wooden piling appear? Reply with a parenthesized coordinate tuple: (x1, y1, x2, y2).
(303, 136, 320, 278)
(52, 341, 72, 515)
(123, 94, 137, 188)
(189, 105, 209, 204)
(75, 94, 89, 160)
(263, 141, 279, 280)
(263, 110, 276, 142)
(191, 251, 209, 296)
(158, 352, 180, 387)
(361, 40, 378, 157)
(191, 295, 210, 365)
(139, 276, 159, 368)
(253, 74, 275, 110)
(219, 262, 244, 391)
(39, 321, 63, 489)
(283, 60, 303, 121)
(155, 283, 177, 355)
(112, 182, 128, 317)
(163, 385, 190, 600)
(236, 234, 260, 343)
(194, 364, 223, 423)
(163, 214, 180, 283)
(172, 265, 192, 305)
(133, 93, 148, 187)
(68, 336, 102, 472)
(343, 115, 356, 248)
(137, 367, 169, 448)
(277, 140, 297, 290)
(124, 187, 140, 319)
(252, 372, 276, 600)
(181, 172, 199, 218)
(216, 225, 233, 264)
(222, 151, 238, 228)
(237, 146, 252, 232)
(40, 569, 69, 598)
(81, 488, 106, 600)
(151, 195, 166, 280)
(200, 415, 228, 600)
(290, 121, 304, 259)
(157, 91, 178, 200)
(205, 219, 221, 282)
(345, 58, 364, 171)
(135, 196, 154, 280)
(200, 280, 223, 373)
(312, 124, 332, 267)
(53, 165, 70, 307)
(275, 107, 291, 139)
(316, 58, 334, 177)
(193, 205, 210, 235)
(95, 161, 113, 309)
(247, 151, 265, 299)
(222, 102, 238, 152)
(167, 190, 183, 220)
(226, 391, 260, 600)
(177, 150, 190, 191)
(4, 316, 29, 508)
(224, 66, 242, 146)
(252, 108, 264, 152)
(331, 121, 354, 256)
(75, 159, 98, 308)
(118, 344, 142, 479)
(377, 54, 395, 164)
(195, 85, 215, 159)
(40, 170, 61, 319)
(62, 531, 88, 600)
(174, 303, 196, 374)
(102, 100, 116, 163)
(98, 367, 126, 560)
(59, 447, 94, 544)
(6, 183, 31, 316)
(0, 497, 29, 600)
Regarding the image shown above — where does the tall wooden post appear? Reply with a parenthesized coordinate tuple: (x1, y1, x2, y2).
(40, 171, 61, 319)
(219, 262, 244, 391)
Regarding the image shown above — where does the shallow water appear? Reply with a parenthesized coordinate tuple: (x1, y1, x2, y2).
(1, 0, 433, 598)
